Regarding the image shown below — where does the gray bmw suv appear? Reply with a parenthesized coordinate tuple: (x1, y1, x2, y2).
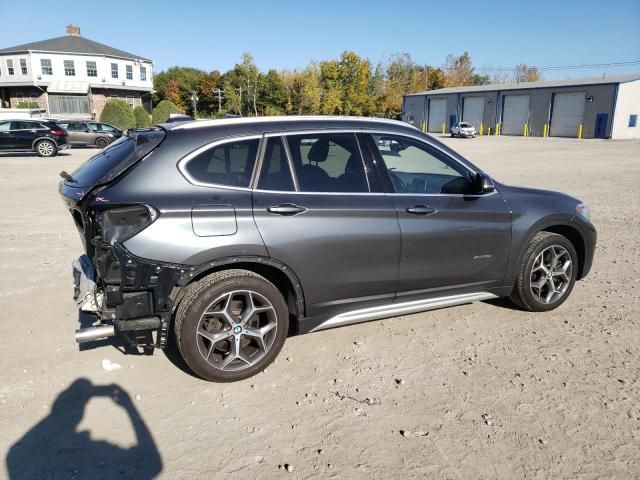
(59, 116, 596, 382)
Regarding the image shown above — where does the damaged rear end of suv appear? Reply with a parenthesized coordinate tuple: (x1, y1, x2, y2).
(60, 127, 179, 350)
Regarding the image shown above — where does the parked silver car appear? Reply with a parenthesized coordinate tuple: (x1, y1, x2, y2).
(451, 122, 477, 138)
(57, 121, 121, 148)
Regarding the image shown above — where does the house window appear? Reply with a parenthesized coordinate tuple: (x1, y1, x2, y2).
(20, 58, 28, 75)
(629, 115, 638, 128)
(140, 66, 146, 81)
(6, 59, 14, 75)
(126, 65, 133, 80)
(64, 60, 75, 76)
(30, 92, 38, 104)
(126, 96, 135, 108)
(41, 59, 52, 75)
(111, 63, 118, 79)
(16, 92, 24, 104)
(86, 61, 97, 77)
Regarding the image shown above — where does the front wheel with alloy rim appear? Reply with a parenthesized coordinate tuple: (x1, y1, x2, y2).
(35, 140, 57, 157)
(174, 269, 289, 382)
(511, 231, 578, 312)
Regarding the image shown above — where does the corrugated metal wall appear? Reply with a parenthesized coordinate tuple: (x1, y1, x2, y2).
(611, 80, 640, 139)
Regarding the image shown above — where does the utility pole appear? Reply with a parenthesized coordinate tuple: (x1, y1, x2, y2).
(213, 88, 223, 111)
(190, 91, 199, 118)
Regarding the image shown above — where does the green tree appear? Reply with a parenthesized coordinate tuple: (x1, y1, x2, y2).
(258, 69, 287, 115)
(100, 99, 136, 130)
(338, 51, 373, 115)
(151, 100, 180, 123)
(133, 106, 150, 128)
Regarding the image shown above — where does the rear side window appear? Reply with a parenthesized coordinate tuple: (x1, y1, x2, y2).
(184, 138, 259, 187)
(68, 128, 166, 187)
(285, 133, 368, 193)
(258, 137, 294, 191)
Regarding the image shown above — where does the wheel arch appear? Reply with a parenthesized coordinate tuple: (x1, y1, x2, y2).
(514, 219, 587, 281)
(31, 136, 58, 149)
(170, 256, 306, 331)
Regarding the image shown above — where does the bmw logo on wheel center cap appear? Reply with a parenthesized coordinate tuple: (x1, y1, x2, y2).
(233, 325, 242, 334)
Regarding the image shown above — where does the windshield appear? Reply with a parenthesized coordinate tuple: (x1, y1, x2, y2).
(459, 123, 472, 128)
(67, 128, 165, 187)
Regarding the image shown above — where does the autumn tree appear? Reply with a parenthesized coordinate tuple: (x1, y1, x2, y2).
(443, 52, 477, 87)
(514, 63, 542, 83)
(153, 66, 206, 114)
(196, 70, 222, 114)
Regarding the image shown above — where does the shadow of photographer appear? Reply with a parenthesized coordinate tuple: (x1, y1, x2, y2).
(6, 378, 162, 479)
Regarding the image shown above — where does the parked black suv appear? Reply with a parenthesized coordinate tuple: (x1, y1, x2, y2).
(59, 117, 596, 382)
(56, 121, 122, 148)
(0, 119, 68, 156)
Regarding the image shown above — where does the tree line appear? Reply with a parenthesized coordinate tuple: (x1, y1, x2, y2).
(153, 51, 541, 118)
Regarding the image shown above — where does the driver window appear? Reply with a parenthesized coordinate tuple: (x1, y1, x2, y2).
(371, 134, 474, 195)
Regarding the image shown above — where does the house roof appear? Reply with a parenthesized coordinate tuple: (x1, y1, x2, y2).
(405, 72, 640, 96)
(0, 35, 151, 62)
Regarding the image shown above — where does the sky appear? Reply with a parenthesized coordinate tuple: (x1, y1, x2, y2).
(1, 0, 639, 80)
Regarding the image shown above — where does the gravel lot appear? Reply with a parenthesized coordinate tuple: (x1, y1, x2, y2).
(1, 136, 639, 479)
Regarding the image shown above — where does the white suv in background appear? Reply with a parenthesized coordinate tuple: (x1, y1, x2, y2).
(451, 122, 477, 138)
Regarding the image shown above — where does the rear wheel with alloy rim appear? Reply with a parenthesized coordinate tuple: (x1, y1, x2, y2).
(35, 140, 57, 157)
(510, 231, 578, 312)
(96, 137, 109, 149)
(174, 269, 288, 382)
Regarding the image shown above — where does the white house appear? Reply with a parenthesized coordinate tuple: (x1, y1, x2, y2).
(0, 25, 154, 119)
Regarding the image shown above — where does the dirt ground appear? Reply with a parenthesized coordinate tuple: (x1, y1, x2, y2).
(0, 136, 638, 480)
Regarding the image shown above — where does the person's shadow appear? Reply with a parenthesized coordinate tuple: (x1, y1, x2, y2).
(6, 378, 162, 479)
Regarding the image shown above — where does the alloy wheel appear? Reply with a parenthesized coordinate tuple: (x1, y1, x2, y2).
(195, 290, 278, 371)
(529, 245, 573, 304)
(38, 142, 54, 156)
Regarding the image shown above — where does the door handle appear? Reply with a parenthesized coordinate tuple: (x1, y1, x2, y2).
(267, 204, 307, 215)
(406, 205, 437, 215)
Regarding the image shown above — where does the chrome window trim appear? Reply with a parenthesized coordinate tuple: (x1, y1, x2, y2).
(176, 129, 498, 198)
(177, 134, 263, 190)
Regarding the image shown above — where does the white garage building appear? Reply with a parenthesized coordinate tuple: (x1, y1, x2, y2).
(403, 73, 640, 139)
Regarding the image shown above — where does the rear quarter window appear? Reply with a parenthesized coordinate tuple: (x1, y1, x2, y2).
(183, 138, 259, 188)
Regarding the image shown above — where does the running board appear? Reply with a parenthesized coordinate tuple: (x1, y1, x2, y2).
(310, 292, 498, 332)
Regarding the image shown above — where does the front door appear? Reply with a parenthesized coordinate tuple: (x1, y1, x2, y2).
(595, 114, 608, 139)
(364, 133, 512, 299)
(66, 123, 93, 145)
(252, 132, 400, 321)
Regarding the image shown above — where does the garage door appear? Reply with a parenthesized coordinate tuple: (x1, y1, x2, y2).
(427, 98, 447, 133)
(550, 92, 586, 137)
(501, 95, 530, 135)
(462, 97, 484, 130)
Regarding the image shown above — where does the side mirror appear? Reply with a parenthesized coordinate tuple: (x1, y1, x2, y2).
(475, 172, 495, 194)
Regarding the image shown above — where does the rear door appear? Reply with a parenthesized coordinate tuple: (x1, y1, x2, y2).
(364, 132, 512, 300)
(66, 123, 93, 145)
(0, 121, 12, 148)
(9, 121, 38, 149)
(252, 131, 400, 320)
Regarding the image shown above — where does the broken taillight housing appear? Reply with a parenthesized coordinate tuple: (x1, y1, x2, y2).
(98, 205, 158, 245)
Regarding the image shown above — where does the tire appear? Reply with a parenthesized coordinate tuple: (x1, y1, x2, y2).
(174, 269, 289, 382)
(95, 137, 110, 149)
(35, 139, 57, 157)
(510, 231, 578, 312)
(450, 133, 455, 137)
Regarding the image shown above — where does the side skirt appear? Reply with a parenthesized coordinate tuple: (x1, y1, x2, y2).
(309, 292, 498, 333)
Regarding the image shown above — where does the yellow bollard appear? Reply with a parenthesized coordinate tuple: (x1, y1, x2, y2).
(421, 122, 426, 133)
(495, 123, 500, 136)
(488, 127, 491, 135)
(543, 123, 548, 138)
(480, 122, 484, 136)
(577, 124, 583, 139)
(442, 122, 446, 135)
(523, 123, 528, 137)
